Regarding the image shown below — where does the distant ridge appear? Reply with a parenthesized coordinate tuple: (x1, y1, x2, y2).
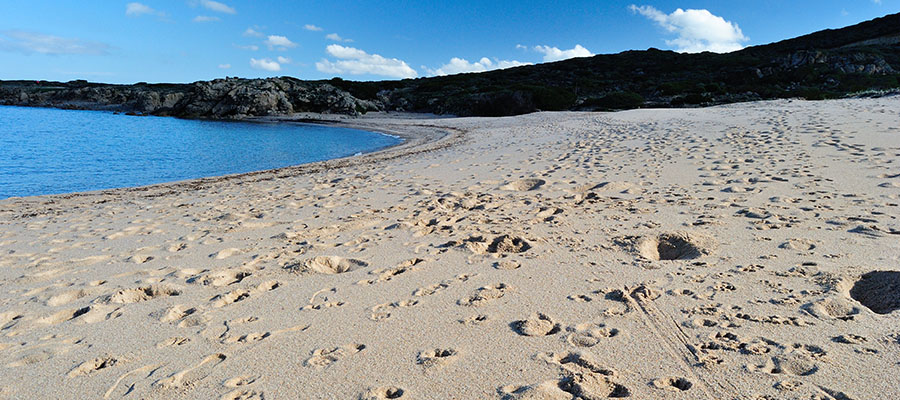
(2, 12, 899, 118)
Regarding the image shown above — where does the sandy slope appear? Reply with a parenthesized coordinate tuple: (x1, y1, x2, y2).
(0, 98, 898, 399)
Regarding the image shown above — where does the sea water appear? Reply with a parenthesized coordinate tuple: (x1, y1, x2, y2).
(0, 106, 401, 199)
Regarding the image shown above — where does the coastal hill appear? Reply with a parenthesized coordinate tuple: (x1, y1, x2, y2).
(1, 12, 898, 118)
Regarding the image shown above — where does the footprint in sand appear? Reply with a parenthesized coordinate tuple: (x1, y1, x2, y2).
(360, 386, 406, 399)
(157, 305, 198, 323)
(493, 260, 521, 270)
(224, 375, 260, 388)
(622, 232, 717, 261)
(68, 356, 118, 377)
(369, 300, 418, 321)
(529, 351, 630, 398)
(157, 337, 190, 348)
(459, 314, 488, 326)
(499, 381, 572, 400)
(285, 256, 368, 274)
(413, 274, 473, 297)
(107, 285, 181, 304)
(779, 238, 818, 251)
(651, 376, 693, 392)
(210, 281, 280, 308)
(357, 258, 425, 286)
(511, 313, 560, 336)
(220, 389, 264, 400)
(44, 288, 97, 306)
(155, 353, 227, 389)
(417, 348, 459, 371)
(189, 268, 252, 287)
(565, 322, 619, 347)
(211, 248, 243, 260)
(304, 344, 366, 369)
(501, 178, 546, 191)
(458, 283, 514, 307)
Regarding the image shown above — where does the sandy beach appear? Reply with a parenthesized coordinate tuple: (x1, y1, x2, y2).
(1, 98, 899, 399)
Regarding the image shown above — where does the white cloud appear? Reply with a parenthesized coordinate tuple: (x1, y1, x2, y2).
(243, 27, 263, 37)
(316, 44, 417, 79)
(126, 2, 163, 17)
(427, 57, 530, 76)
(218, 63, 231, 69)
(629, 5, 748, 53)
(235, 44, 259, 51)
(250, 57, 281, 71)
(515, 44, 527, 50)
(199, 0, 236, 14)
(0, 30, 111, 55)
(193, 15, 220, 22)
(326, 33, 353, 42)
(304, 24, 323, 31)
(264, 35, 297, 50)
(277, 56, 291, 64)
(533, 44, 593, 62)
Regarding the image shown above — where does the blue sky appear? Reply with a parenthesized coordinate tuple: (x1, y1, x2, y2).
(0, 1, 897, 83)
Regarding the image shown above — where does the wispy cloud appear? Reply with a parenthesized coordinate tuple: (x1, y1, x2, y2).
(304, 24, 323, 32)
(218, 63, 231, 69)
(629, 5, 748, 53)
(243, 27, 263, 37)
(199, 0, 236, 14)
(427, 57, 530, 76)
(316, 44, 417, 79)
(125, 2, 164, 17)
(325, 33, 353, 43)
(0, 30, 111, 55)
(234, 44, 259, 51)
(264, 35, 297, 50)
(533, 44, 593, 62)
(193, 15, 220, 22)
(250, 57, 281, 71)
(277, 56, 291, 64)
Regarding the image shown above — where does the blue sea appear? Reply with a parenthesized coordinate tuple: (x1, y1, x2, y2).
(0, 106, 401, 199)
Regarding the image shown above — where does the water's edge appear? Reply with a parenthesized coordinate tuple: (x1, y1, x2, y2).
(0, 113, 460, 203)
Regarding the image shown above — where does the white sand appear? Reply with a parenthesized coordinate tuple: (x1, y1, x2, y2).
(1, 98, 899, 399)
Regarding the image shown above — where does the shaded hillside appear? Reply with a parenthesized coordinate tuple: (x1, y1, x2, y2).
(2, 12, 899, 118)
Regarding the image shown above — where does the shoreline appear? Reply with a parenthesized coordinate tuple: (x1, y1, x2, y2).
(0, 113, 464, 215)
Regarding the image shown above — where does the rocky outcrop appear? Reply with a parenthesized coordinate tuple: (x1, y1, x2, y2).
(0, 77, 381, 119)
(777, 50, 895, 75)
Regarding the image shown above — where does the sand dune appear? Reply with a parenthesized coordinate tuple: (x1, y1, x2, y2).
(0, 98, 899, 399)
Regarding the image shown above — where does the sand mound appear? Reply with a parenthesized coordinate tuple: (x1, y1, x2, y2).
(108, 285, 181, 304)
(287, 256, 368, 274)
(457, 235, 532, 254)
(635, 232, 716, 261)
(502, 178, 546, 191)
(488, 235, 531, 253)
(849, 271, 900, 314)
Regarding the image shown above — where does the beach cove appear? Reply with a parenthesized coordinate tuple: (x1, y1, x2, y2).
(1, 98, 899, 399)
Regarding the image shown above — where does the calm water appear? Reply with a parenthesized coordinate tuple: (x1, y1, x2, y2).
(0, 106, 401, 199)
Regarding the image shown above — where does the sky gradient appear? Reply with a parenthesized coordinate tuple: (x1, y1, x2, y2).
(1, 1, 898, 83)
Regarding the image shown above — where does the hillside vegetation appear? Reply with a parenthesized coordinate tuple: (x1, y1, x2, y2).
(2, 13, 898, 118)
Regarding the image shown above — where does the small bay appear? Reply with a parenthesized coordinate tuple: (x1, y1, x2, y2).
(0, 106, 400, 199)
